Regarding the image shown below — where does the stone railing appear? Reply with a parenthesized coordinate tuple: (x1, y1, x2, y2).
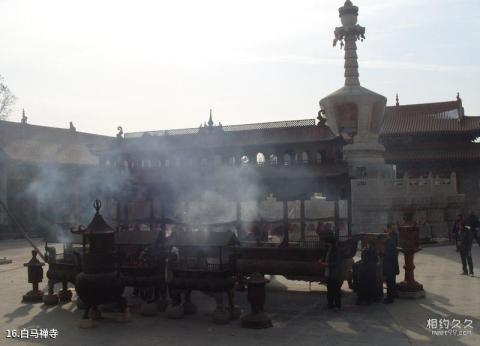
(352, 172, 458, 196)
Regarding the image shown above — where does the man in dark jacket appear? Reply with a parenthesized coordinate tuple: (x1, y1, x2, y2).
(459, 225, 474, 276)
(382, 230, 400, 304)
(324, 236, 344, 309)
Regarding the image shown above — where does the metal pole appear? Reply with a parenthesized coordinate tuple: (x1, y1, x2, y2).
(300, 199, 306, 241)
(0, 200, 46, 262)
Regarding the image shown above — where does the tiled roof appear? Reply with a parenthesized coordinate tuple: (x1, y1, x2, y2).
(126, 119, 316, 138)
(121, 124, 337, 152)
(381, 101, 480, 136)
(385, 143, 480, 162)
(0, 120, 111, 165)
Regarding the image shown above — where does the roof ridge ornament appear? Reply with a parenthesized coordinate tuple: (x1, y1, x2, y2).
(199, 109, 224, 134)
(317, 108, 327, 126)
(21, 108, 28, 124)
(396, 94, 400, 106)
(456, 92, 465, 120)
(333, 0, 365, 86)
(116, 126, 124, 139)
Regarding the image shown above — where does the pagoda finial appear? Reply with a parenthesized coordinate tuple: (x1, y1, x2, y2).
(208, 109, 214, 127)
(21, 108, 28, 124)
(396, 93, 400, 106)
(93, 199, 102, 215)
(333, 0, 365, 86)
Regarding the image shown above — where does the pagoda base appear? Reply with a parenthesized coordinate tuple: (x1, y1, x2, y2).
(22, 290, 44, 303)
(241, 312, 272, 329)
(397, 290, 425, 299)
(397, 280, 425, 299)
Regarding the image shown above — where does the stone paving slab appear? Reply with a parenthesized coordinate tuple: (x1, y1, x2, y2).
(0, 239, 479, 346)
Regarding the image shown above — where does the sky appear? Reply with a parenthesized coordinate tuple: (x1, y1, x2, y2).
(0, 0, 479, 136)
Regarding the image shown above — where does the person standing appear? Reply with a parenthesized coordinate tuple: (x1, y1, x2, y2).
(382, 230, 400, 304)
(452, 214, 464, 251)
(458, 225, 474, 276)
(357, 241, 378, 305)
(465, 210, 480, 247)
(324, 236, 344, 309)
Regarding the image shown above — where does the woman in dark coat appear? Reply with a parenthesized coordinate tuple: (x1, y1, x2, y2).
(357, 241, 378, 305)
(382, 230, 400, 304)
(324, 236, 344, 309)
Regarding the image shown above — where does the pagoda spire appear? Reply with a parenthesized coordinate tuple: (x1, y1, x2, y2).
(333, 0, 365, 87)
(208, 109, 214, 127)
(21, 108, 28, 124)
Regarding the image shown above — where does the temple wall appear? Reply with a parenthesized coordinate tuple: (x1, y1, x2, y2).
(351, 173, 465, 238)
(457, 165, 480, 213)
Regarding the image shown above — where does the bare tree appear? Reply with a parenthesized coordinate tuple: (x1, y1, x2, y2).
(0, 75, 16, 120)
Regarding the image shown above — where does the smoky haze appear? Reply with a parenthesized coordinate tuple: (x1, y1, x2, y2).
(21, 132, 347, 241)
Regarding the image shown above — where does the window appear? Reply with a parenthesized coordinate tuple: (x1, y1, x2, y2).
(256, 153, 265, 166)
(283, 153, 291, 167)
(269, 154, 278, 166)
(301, 151, 309, 164)
(316, 151, 324, 164)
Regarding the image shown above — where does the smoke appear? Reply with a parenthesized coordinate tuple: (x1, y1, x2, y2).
(177, 163, 263, 225)
(25, 158, 129, 235)
(21, 129, 346, 240)
(112, 133, 347, 234)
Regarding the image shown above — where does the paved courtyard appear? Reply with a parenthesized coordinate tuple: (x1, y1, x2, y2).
(0, 239, 479, 346)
